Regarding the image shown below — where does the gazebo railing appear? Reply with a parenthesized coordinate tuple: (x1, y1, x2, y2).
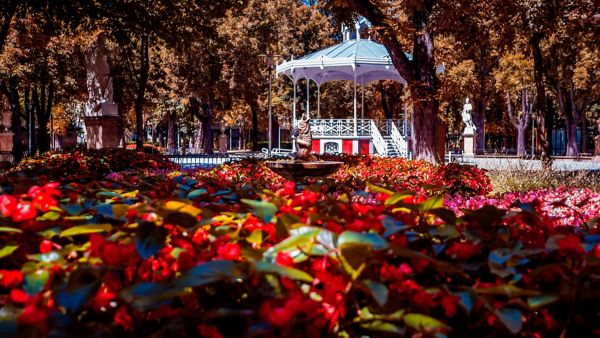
(309, 119, 372, 136)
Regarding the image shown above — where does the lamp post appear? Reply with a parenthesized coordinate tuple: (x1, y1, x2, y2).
(259, 52, 281, 157)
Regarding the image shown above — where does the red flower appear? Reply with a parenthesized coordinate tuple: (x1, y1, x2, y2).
(445, 241, 481, 260)
(557, 234, 584, 254)
(276, 252, 294, 267)
(380, 262, 412, 281)
(217, 243, 241, 260)
(197, 324, 224, 338)
(12, 201, 37, 222)
(39, 240, 60, 254)
(0, 270, 23, 288)
(114, 306, 133, 331)
(89, 234, 140, 267)
(9, 289, 30, 304)
(282, 181, 296, 196)
(28, 184, 60, 212)
(0, 195, 17, 217)
(18, 303, 49, 331)
(440, 294, 460, 317)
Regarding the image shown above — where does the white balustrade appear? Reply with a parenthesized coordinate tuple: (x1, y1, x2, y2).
(390, 122, 409, 157)
(370, 119, 387, 156)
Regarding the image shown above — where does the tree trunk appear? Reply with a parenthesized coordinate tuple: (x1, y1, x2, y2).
(23, 86, 36, 154)
(6, 78, 24, 162)
(581, 115, 588, 154)
(565, 117, 578, 157)
(530, 36, 552, 166)
(472, 97, 486, 154)
(135, 31, 150, 151)
(201, 111, 212, 155)
(516, 125, 526, 157)
(33, 82, 54, 153)
(167, 110, 177, 152)
(250, 101, 259, 151)
(343, 0, 443, 163)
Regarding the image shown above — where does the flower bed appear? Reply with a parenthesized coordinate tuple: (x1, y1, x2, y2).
(0, 151, 599, 337)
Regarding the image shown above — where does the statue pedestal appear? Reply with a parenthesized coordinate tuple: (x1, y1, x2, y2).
(218, 134, 227, 154)
(84, 116, 121, 149)
(0, 133, 14, 152)
(463, 133, 475, 157)
(593, 136, 600, 161)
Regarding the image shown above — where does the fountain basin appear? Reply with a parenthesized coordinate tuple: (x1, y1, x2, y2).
(265, 160, 343, 180)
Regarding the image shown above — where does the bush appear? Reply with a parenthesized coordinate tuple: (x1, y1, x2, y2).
(487, 169, 600, 194)
(0, 167, 598, 337)
(9, 149, 179, 182)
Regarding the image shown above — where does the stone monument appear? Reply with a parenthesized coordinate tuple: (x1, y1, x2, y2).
(83, 34, 121, 149)
(462, 98, 476, 157)
(0, 108, 13, 153)
(218, 121, 228, 154)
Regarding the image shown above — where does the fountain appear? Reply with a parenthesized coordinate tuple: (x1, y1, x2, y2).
(265, 114, 342, 180)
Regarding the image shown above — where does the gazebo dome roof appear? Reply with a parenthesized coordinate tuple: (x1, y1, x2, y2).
(276, 39, 410, 85)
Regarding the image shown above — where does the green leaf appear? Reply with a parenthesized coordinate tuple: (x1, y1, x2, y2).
(174, 260, 238, 289)
(385, 190, 416, 206)
(187, 189, 208, 199)
(0, 245, 18, 259)
(60, 224, 112, 237)
(337, 231, 388, 250)
(37, 211, 61, 221)
(475, 284, 540, 297)
(360, 321, 405, 334)
(363, 280, 388, 306)
(0, 227, 22, 234)
(135, 221, 167, 259)
(420, 195, 444, 212)
(246, 230, 263, 245)
(527, 295, 559, 309)
(242, 199, 277, 223)
(255, 261, 313, 282)
(366, 183, 394, 196)
(495, 308, 522, 334)
(263, 227, 321, 258)
(163, 201, 202, 218)
(403, 313, 449, 332)
(23, 269, 50, 295)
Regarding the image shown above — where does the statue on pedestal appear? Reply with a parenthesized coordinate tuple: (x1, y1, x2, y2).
(292, 114, 316, 162)
(85, 34, 117, 117)
(462, 98, 476, 135)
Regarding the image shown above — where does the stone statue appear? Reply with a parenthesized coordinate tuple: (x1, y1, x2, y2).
(292, 114, 316, 161)
(462, 98, 476, 134)
(85, 34, 116, 116)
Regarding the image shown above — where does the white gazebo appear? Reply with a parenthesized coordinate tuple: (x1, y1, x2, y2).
(276, 25, 410, 157)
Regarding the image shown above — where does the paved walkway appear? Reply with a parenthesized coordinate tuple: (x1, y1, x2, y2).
(459, 156, 600, 171)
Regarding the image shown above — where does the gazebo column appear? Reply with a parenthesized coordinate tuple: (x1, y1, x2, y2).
(317, 83, 321, 118)
(292, 78, 297, 151)
(353, 73, 357, 136)
(361, 83, 365, 119)
(306, 79, 310, 119)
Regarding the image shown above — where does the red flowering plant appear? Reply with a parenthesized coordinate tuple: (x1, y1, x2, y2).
(0, 152, 599, 336)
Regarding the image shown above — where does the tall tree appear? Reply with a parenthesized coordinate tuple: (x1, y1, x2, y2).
(495, 52, 535, 157)
(325, 0, 445, 162)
